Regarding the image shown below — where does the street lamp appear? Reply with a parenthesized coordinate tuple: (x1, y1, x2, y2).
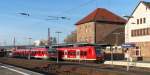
(55, 31, 62, 63)
(28, 37, 32, 60)
(46, 16, 69, 63)
(111, 32, 123, 66)
(48, 28, 51, 47)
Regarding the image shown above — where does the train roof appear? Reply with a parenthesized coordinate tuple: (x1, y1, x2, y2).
(51, 43, 110, 48)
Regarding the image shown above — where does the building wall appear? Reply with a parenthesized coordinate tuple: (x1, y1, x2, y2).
(76, 21, 125, 45)
(136, 42, 150, 61)
(76, 22, 95, 43)
(95, 22, 124, 45)
(125, 3, 150, 43)
(125, 2, 150, 61)
(103, 27, 125, 45)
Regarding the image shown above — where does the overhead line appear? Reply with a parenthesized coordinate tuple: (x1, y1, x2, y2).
(57, 0, 96, 16)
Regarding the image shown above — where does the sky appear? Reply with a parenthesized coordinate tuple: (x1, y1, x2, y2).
(0, 0, 148, 45)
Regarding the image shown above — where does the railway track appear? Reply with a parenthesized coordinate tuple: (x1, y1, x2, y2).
(0, 57, 150, 75)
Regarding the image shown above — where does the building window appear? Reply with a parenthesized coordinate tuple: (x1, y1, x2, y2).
(141, 29, 144, 35)
(131, 28, 150, 37)
(85, 29, 88, 33)
(148, 28, 150, 35)
(140, 18, 142, 24)
(136, 30, 138, 36)
(137, 19, 139, 24)
(131, 30, 134, 36)
(143, 29, 146, 35)
(140, 29, 142, 36)
(145, 28, 148, 35)
(143, 18, 146, 23)
(131, 30, 133, 36)
(136, 18, 146, 24)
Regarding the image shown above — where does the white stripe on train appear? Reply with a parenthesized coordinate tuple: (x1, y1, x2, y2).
(62, 58, 96, 60)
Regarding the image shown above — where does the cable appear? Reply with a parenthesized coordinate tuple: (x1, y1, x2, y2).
(57, 0, 96, 16)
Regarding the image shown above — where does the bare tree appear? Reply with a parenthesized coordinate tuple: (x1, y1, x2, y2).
(64, 31, 77, 43)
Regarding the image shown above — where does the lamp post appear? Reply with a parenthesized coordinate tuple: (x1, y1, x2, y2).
(46, 16, 69, 63)
(55, 31, 62, 63)
(28, 37, 32, 60)
(48, 28, 51, 47)
(111, 32, 123, 66)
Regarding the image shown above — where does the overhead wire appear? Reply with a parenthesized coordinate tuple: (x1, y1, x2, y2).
(57, 0, 97, 16)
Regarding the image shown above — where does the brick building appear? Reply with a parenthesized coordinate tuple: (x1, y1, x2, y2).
(75, 8, 126, 45)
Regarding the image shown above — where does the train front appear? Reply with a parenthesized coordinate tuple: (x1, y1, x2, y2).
(95, 47, 105, 63)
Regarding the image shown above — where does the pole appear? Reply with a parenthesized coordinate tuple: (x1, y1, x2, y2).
(28, 37, 32, 60)
(13, 37, 16, 50)
(111, 32, 122, 66)
(127, 57, 130, 71)
(56, 31, 62, 63)
(110, 46, 113, 66)
(48, 28, 51, 47)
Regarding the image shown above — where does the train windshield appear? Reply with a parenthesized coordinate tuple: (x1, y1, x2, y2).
(95, 47, 103, 55)
(48, 48, 57, 53)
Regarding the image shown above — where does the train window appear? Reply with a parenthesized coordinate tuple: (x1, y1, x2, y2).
(64, 51, 67, 55)
(32, 51, 36, 55)
(41, 51, 43, 55)
(68, 52, 71, 55)
(95, 48, 102, 55)
(68, 51, 76, 55)
(59, 51, 63, 55)
(77, 51, 80, 55)
(80, 51, 87, 56)
(37, 51, 39, 54)
(44, 51, 48, 54)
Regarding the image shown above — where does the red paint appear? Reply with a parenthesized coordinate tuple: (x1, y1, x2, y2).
(57, 46, 104, 61)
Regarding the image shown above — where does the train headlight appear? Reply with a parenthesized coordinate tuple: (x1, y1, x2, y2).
(43, 55, 48, 59)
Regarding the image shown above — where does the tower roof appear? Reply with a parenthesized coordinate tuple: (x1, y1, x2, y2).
(75, 8, 126, 25)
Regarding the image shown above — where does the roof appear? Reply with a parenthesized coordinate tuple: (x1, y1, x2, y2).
(142, 1, 150, 8)
(126, 1, 150, 21)
(75, 8, 127, 25)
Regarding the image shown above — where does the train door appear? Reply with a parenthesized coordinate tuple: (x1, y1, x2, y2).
(64, 50, 68, 59)
(76, 50, 80, 59)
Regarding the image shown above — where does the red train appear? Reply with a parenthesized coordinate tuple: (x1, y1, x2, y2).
(12, 47, 49, 59)
(12, 44, 105, 63)
(56, 46, 105, 62)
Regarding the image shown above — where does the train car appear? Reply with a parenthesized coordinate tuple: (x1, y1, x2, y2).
(57, 46, 105, 63)
(12, 47, 49, 59)
(48, 48, 57, 59)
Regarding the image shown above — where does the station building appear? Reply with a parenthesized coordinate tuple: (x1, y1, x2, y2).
(125, 1, 150, 61)
(75, 8, 126, 46)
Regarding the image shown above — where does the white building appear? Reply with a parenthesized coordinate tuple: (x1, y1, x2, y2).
(125, 1, 150, 61)
(33, 40, 48, 46)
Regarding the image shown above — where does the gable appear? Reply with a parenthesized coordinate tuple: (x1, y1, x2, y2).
(75, 8, 126, 25)
(127, 1, 150, 24)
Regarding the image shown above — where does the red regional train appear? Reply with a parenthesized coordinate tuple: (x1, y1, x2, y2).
(56, 46, 105, 62)
(12, 46, 49, 59)
(11, 44, 106, 63)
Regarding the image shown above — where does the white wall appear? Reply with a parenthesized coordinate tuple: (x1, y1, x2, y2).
(125, 2, 150, 43)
